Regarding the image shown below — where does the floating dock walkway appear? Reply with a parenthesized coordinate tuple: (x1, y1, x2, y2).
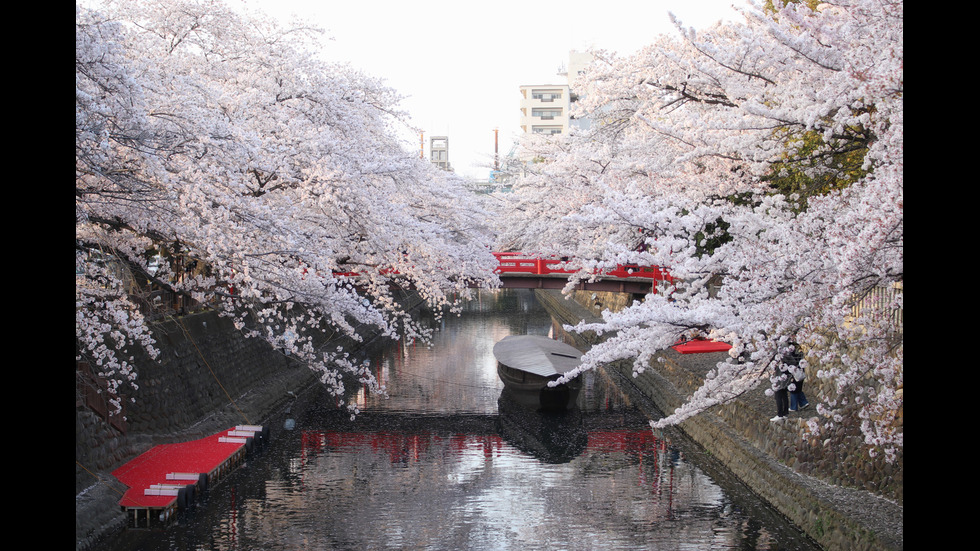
(671, 339, 732, 354)
(111, 425, 268, 527)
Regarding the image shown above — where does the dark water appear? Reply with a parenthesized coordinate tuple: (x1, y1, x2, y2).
(101, 289, 819, 550)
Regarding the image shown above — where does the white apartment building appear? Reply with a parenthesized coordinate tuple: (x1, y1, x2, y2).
(518, 84, 571, 136)
(518, 51, 595, 138)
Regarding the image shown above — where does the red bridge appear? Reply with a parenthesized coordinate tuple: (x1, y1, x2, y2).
(493, 254, 729, 353)
(492, 252, 672, 295)
(331, 253, 673, 295)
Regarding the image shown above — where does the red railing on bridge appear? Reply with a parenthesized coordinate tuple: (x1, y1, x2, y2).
(328, 252, 674, 287)
(493, 252, 673, 283)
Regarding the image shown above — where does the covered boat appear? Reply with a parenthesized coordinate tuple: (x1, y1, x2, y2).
(493, 335, 584, 410)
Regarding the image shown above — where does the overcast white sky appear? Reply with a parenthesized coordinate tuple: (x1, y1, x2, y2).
(245, 0, 745, 180)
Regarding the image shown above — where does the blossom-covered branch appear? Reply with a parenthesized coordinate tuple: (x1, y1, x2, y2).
(76, 0, 500, 414)
(496, 0, 902, 460)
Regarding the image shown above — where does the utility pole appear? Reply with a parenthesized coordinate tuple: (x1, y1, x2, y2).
(494, 128, 499, 172)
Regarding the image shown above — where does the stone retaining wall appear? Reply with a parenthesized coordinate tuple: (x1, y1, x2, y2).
(76, 311, 317, 494)
(76, 310, 323, 550)
(76, 292, 426, 550)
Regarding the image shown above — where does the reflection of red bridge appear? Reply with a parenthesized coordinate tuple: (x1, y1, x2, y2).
(300, 428, 665, 464)
(493, 252, 673, 294)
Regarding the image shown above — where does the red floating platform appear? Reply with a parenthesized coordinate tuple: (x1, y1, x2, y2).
(111, 425, 265, 522)
(671, 339, 733, 354)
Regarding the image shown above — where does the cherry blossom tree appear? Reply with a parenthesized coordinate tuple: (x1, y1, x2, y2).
(497, 0, 902, 460)
(76, 0, 499, 415)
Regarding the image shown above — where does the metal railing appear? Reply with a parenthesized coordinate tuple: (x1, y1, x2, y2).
(849, 282, 903, 334)
(492, 252, 674, 282)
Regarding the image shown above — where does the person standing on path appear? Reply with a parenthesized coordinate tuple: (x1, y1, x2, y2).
(785, 346, 810, 412)
(789, 367, 810, 412)
(770, 363, 791, 421)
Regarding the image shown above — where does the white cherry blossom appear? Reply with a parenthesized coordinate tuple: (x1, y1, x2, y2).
(496, 0, 902, 460)
(76, 0, 499, 413)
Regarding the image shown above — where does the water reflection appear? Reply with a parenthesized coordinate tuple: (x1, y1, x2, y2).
(352, 289, 551, 415)
(496, 389, 588, 463)
(282, 416, 688, 549)
(100, 289, 818, 551)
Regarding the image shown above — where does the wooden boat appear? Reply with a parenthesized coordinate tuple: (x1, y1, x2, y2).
(493, 335, 583, 410)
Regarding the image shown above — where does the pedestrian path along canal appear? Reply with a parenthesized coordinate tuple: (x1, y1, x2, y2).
(102, 289, 819, 550)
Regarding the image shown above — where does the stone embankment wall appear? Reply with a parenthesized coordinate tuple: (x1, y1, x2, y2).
(536, 289, 903, 551)
(77, 291, 425, 550)
(76, 311, 317, 493)
(76, 310, 321, 550)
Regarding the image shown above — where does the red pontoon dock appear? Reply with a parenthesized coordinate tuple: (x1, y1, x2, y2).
(671, 339, 733, 354)
(111, 425, 266, 526)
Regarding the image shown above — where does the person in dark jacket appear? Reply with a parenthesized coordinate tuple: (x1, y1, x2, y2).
(771, 363, 791, 422)
(784, 346, 810, 412)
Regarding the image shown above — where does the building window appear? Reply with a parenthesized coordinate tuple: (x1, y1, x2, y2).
(532, 126, 563, 135)
(532, 108, 562, 120)
(531, 90, 563, 102)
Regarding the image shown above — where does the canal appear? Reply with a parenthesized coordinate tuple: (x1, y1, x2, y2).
(101, 289, 820, 550)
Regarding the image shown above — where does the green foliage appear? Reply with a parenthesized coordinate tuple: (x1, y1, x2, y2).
(763, 128, 870, 211)
(694, 216, 732, 258)
(762, 0, 822, 14)
(697, 122, 869, 257)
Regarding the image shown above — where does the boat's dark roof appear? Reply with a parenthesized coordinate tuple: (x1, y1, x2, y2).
(492, 335, 583, 377)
